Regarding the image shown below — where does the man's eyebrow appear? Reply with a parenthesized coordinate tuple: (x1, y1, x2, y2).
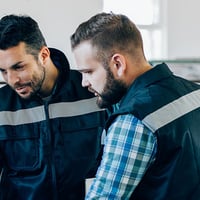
(0, 61, 24, 72)
(78, 69, 86, 72)
(77, 68, 91, 73)
(10, 61, 23, 68)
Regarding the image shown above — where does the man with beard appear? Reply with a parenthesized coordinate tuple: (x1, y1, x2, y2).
(70, 12, 200, 199)
(0, 14, 107, 200)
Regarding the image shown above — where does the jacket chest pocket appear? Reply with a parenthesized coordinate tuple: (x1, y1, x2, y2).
(0, 124, 40, 170)
(59, 113, 105, 158)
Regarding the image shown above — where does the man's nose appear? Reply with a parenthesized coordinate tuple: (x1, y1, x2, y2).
(6, 71, 20, 85)
(81, 74, 90, 87)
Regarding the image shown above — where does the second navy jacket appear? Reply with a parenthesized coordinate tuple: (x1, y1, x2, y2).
(0, 48, 107, 200)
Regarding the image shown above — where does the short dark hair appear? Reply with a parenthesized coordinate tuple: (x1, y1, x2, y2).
(70, 12, 144, 64)
(0, 14, 47, 57)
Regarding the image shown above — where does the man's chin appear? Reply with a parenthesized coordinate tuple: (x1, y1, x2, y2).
(96, 97, 111, 109)
(16, 91, 32, 99)
(19, 94, 31, 99)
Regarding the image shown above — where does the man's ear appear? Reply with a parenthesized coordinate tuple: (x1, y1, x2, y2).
(39, 46, 50, 65)
(110, 53, 126, 77)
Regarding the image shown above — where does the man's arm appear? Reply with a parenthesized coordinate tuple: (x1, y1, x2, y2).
(86, 114, 157, 199)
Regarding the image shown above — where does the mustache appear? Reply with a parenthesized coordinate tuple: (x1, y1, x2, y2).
(88, 87, 102, 97)
(88, 87, 96, 94)
(13, 82, 31, 89)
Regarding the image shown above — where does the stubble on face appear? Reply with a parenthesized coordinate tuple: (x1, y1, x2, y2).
(96, 68, 127, 108)
(14, 62, 45, 99)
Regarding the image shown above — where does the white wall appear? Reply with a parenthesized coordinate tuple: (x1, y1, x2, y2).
(0, 0, 103, 67)
(1, 0, 200, 62)
(167, 0, 200, 59)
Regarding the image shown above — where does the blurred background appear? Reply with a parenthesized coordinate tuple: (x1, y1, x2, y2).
(1, 0, 200, 81)
(1, 0, 200, 190)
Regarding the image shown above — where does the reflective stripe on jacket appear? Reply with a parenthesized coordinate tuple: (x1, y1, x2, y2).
(106, 63, 200, 200)
(0, 48, 107, 200)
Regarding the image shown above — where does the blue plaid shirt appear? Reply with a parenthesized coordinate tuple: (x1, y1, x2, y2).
(86, 113, 157, 199)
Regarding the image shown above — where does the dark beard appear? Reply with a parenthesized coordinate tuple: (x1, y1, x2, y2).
(97, 69, 127, 108)
(19, 64, 45, 100)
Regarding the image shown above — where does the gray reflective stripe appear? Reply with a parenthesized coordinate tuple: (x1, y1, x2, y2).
(0, 97, 102, 126)
(0, 106, 45, 125)
(142, 89, 200, 132)
(49, 97, 102, 118)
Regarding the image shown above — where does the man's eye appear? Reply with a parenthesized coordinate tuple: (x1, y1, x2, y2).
(85, 71, 92, 74)
(0, 69, 6, 74)
(14, 65, 24, 70)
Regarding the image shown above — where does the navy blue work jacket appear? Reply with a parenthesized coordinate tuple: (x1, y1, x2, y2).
(0, 48, 107, 200)
(106, 63, 200, 200)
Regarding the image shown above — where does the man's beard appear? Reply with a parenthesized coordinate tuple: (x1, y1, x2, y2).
(96, 69, 127, 108)
(29, 66, 45, 99)
(13, 64, 45, 100)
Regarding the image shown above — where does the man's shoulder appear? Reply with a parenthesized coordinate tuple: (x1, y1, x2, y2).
(69, 69, 81, 80)
(0, 84, 13, 94)
(0, 85, 19, 102)
(60, 69, 94, 100)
